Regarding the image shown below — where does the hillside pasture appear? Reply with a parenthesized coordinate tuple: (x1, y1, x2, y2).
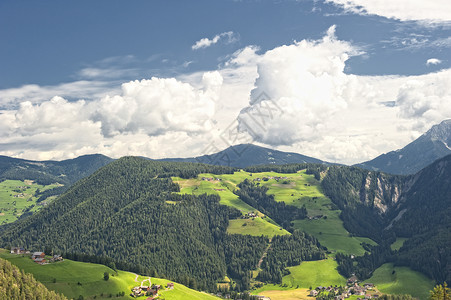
(227, 218, 290, 237)
(0, 180, 61, 224)
(366, 263, 434, 300)
(0, 249, 220, 300)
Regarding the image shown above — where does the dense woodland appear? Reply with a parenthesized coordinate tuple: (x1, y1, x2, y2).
(0, 257, 67, 299)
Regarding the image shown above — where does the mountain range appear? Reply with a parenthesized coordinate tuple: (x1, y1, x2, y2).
(0, 154, 113, 186)
(160, 143, 326, 167)
(357, 119, 451, 174)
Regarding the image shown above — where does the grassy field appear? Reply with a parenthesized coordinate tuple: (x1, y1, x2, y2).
(390, 237, 408, 251)
(227, 218, 290, 237)
(252, 288, 310, 300)
(292, 213, 376, 256)
(252, 257, 346, 296)
(173, 171, 289, 237)
(0, 179, 61, 224)
(282, 258, 346, 288)
(173, 170, 375, 254)
(0, 249, 220, 300)
(366, 263, 434, 300)
(259, 171, 376, 255)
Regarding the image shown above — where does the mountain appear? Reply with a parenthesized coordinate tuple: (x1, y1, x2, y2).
(0, 154, 113, 186)
(357, 119, 451, 175)
(161, 143, 327, 167)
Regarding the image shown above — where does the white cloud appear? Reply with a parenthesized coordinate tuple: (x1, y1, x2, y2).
(1, 26, 451, 164)
(326, 0, 451, 23)
(0, 81, 119, 109)
(233, 26, 451, 164)
(0, 72, 227, 161)
(192, 31, 238, 50)
(426, 58, 442, 66)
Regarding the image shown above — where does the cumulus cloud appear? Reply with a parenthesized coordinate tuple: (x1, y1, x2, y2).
(0, 81, 118, 109)
(1, 26, 451, 164)
(192, 31, 238, 50)
(0, 72, 226, 160)
(426, 58, 442, 66)
(233, 25, 451, 164)
(326, 0, 451, 23)
(238, 25, 358, 145)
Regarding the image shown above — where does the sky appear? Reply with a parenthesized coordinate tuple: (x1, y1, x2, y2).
(1, 0, 451, 164)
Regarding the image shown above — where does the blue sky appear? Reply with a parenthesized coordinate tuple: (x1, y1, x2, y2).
(1, 0, 451, 163)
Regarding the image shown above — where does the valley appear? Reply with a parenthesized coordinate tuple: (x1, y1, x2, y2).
(0, 155, 448, 300)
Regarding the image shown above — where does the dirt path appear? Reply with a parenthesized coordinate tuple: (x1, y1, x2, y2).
(257, 238, 272, 269)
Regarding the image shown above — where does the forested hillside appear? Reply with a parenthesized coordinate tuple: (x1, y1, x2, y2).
(0, 257, 67, 299)
(0, 154, 113, 185)
(322, 156, 451, 285)
(0, 157, 324, 292)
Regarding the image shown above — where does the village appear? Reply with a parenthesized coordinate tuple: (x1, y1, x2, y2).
(308, 276, 379, 299)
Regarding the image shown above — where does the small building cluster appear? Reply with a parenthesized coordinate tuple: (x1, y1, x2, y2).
(10, 247, 29, 255)
(242, 212, 259, 219)
(309, 280, 378, 299)
(132, 283, 174, 299)
(201, 177, 222, 181)
(253, 176, 288, 182)
(10, 247, 63, 265)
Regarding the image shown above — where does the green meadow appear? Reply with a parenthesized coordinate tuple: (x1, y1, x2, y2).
(0, 180, 61, 225)
(0, 249, 220, 300)
(173, 171, 289, 237)
(252, 258, 345, 295)
(173, 170, 376, 254)
(258, 171, 376, 255)
(282, 258, 346, 288)
(227, 218, 290, 237)
(366, 263, 434, 300)
(390, 237, 408, 251)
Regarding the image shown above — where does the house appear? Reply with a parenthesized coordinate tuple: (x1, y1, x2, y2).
(347, 275, 358, 284)
(51, 255, 63, 262)
(132, 286, 143, 297)
(363, 283, 374, 289)
(167, 282, 174, 289)
(31, 252, 45, 260)
(34, 257, 46, 264)
(11, 247, 27, 254)
(310, 290, 319, 297)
